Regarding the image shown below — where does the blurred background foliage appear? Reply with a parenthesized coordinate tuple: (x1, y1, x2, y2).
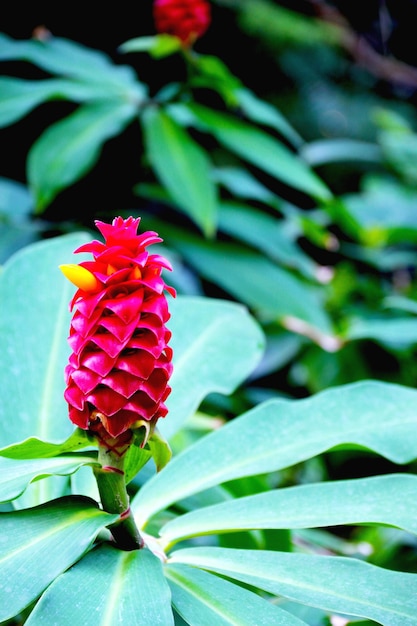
(1, 1, 417, 610)
(2, 0, 417, 497)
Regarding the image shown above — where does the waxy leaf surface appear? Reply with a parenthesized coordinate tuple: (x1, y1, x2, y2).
(0, 455, 97, 503)
(169, 547, 417, 626)
(161, 296, 264, 439)
(166, 563, 308, 626)
(160, 473, 417, 545)
(133, 380, 417, 526)
(0, 496, 116, 623)
(26, 544, 174, 626)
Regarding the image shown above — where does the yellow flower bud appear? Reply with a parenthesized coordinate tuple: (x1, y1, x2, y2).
(59, 264, 99, 291)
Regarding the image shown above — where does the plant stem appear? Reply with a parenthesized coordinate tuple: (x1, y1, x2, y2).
(94, 445, 144, 551)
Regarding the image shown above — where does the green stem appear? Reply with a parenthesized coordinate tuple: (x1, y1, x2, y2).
(94, 445, 144, 551)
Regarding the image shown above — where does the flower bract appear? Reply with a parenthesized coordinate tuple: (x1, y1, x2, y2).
(61, 216, 175, 441)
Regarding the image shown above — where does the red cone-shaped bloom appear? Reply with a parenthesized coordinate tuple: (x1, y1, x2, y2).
(153, 0, 211, 45)
(62, 216, 175, 439)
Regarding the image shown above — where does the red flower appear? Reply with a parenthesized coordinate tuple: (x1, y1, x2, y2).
(60, 217, 175, 441)
(153, 0, 211, 45)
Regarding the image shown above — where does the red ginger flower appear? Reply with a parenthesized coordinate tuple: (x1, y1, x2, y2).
(153, 0, 211, 45)
(60, 217, 175, 441)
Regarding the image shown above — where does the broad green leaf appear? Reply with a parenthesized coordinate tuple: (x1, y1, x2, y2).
(132, 380, 417, 526)
(160, 473, 417, 546)
(379, 129, 417, 185)
(213, 166, 276, 204)
(0, 77, 63, 128)
(0, 496, 117, 623)
(169, 547, 417, 626)
(166, 563, 308, 626)
(141, 107, 218, 236)
(236, 88, 303, 148)
(0, 233, 89, 448)
(26, 544, 174, 626)
(346, 316, 417, 349)
(0, 454, 97, 503)
(187, 103, 332, 202)
(0, 177, 36, 261)
(28, 101, 137, 211)
(0, 176, 32, 217)
(0, 428, 94, 460)
(169, 235, 334, 338)
(218, 201, 319, 280)
(341, 176, 417, 244)
(160, 296, 265, 439)
(301, 138, 381, 166)
(384, 295, 417, 315)
(0, 33, 145, 97)
(0, 77, 118, 129)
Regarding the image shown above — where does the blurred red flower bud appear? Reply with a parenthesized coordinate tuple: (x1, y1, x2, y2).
(153, 0, 211, 45)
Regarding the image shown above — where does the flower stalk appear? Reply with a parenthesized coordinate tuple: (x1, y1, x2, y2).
(94, 442, 144, 551)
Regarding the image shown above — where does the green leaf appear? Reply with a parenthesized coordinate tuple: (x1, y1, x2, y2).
(0, 233, 89, 448)
(0, 496, 117, 623)
(132, 380, 417, 526)
(26, 544, 174, 626)
(0, 33, 145, 97)
(0, 77, 62, 128)
(341, 176, 417, 244)
(160, 473, 417, 546)
(346, 316, 417, 349)
(120, 34, 182, 58)
(301, 138, 381, 166)
(191, 55, 242, 106)
(0, 454, 97, 503)
(27, 101, 137, 211)
(148, 428, 172, 473)
(141, 107, 218, 236)
(0, 177, 36, 261)
(187, 103, 332, 202)
(124, 444, 153, 485)
(218, 201, 319, 280)
(236, 88, 303, 148)
(160, 296, 265, 439)
(0, 77, 120, 129)
(0, 428, 94, 460)
(384, 295, 417, 315)
(213, 165, 276, 204)
(166, 563, 308, 626)
(169, 547, 417, 626)
(169, 235, 334, 339)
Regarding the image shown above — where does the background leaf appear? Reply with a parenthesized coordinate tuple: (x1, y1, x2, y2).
(28, 102, 137, 211)
(187, 103, 332, 202)
(141, 107, 218, 236)
(160, 296, 265, 439)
